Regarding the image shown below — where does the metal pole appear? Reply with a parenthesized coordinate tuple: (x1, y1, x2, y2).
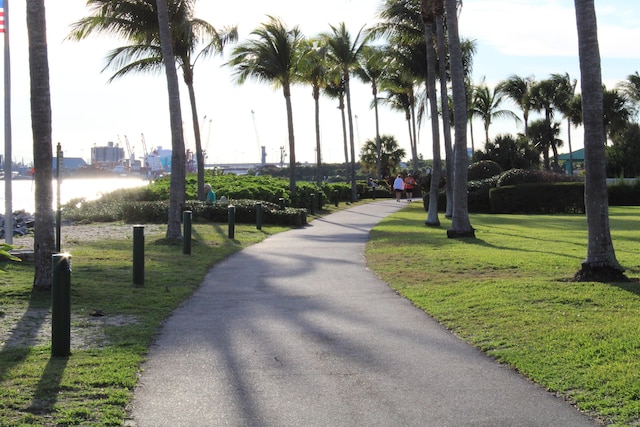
(256, 202, 262, 230)
(56, 143, 62, 252)
(3, 0, 13, 245)
(51, 253, 71, 357)
(310, 193, 315, 215)
(183, 210, 192, 255)
(133, 225, 144, 285)
(228, 205, 235, 239)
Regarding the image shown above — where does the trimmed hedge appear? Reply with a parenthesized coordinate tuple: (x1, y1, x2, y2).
(121, 200, 307, 227)
(490, 182, 585, 214)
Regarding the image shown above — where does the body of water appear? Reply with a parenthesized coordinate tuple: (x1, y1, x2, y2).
(0, 177, 149, 214)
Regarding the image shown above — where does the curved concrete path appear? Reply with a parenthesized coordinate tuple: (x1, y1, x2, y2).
(128, 200, 597, 426)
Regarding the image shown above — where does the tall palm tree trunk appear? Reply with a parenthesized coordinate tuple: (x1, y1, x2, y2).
(339, 96, 349, 168)
(423, 0, 441, 227)
(436, 12, 454, 217)
(314, 88, 322, 186)
(185, 79, 205, 200)
(445, 0, 474, 238)
(574, 0, 623, 278)
(284, 84, 297, 197)
(373, 88, 382, 179)
(156, 0, 185, 240)
(410, 97, 419, 172)
(27, 0, 55, 289)
(344, 72, 358, 202)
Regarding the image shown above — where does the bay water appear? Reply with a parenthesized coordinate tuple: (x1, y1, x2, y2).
(0, 177, 149, 214)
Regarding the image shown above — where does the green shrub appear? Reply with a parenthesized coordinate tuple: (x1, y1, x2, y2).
(496, 169, 577, 187)
(490, 182, 585, 214)
(468, 160, 504, 181)
(608, 180, 640, 206)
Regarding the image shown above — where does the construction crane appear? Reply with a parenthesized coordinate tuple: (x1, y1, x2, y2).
(140, 133, 149, 158)
(123, 135, 134, 161)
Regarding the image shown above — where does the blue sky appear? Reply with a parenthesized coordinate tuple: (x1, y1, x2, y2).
(1, 0, 639, 166)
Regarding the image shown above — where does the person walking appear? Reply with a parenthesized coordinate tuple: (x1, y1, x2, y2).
(393, 173, 405, 202)
(404, 173, 416, 202)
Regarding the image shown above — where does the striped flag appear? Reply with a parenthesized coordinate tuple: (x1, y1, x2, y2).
(0, 0, 4, 33)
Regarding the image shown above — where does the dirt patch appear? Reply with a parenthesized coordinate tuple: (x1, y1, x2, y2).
(0, 306, 139, 351)
(2, 223, 157, 350)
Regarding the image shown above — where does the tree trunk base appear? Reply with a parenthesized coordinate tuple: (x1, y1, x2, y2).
(425, 220, 440, 227)
(446, 228, 476, 239)
(573, 264, 630, 283)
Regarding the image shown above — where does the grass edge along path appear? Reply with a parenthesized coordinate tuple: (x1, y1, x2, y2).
(366, 204, 640, 427)
(0, 203, 360, 427)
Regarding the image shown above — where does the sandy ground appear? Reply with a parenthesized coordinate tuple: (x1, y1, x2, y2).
(1, 223, 166, 351)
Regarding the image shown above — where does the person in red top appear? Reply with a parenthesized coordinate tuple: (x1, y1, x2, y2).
(404, 173, 416, 202)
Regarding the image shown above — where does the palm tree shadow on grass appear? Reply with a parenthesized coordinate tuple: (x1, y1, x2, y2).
(0, 288, 69, 417)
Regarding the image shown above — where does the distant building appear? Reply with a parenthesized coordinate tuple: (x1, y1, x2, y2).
(52, 157, 88, 173)
(91, 141, 125, 169)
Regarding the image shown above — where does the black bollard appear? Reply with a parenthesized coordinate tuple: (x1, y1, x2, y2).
(52, 253, 72, 358)
(278, 197, 285, 210)
(183, 211, 192, 255)
(133, 225, 144, 286)
(310, 193, 316, 215)
(228, 205, 236, 239)
(334, 190, 339, 207)
(256, 202, 263, 230)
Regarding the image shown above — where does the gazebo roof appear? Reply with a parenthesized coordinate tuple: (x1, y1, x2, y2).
(557, 148, 584, 161)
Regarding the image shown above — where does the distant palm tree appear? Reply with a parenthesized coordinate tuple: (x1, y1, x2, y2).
(298, 38, 328, 186)
(471, 81, 521, 146)
(321, 22, 369, 202)
(354, 45, 388, 178)
(445, 0, 474, 238)
(573, 0, 624, 279)
(549, 72, 578, 174)
(496, 74, 535, 135)
(69, 0, 237, 201)
(323, 69, 349, 167)
(617, 71, 640, 117)
(527, 119, 562, 171)
(228, 16, 305, 196)
(27, 0, 55, 289)
(156, 0, 186, 239)
(359, 135, 406, 177)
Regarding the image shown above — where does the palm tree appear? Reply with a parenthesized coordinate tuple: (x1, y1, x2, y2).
(27, 0, 55, 289)
(321, 22, 369, 202)
(549, 73, 577, 174)
(471, 81, 521, 146)
(228, 16, 305, 197)
(573, 0, 624, 280)
(69, 0, 237, 201)
(527, 119, 562, 170)
(618, 71, 640, 118)
(323, 69, 350, 167)
(421, 0, 442, 227)
(354, 45, 387, 179)
(434, 0, 454, 218)
(496, 74, 535, 135)
(359, 134, 406, 177)
(445, 0, 474, 238)
(298, 38, 328, 186)
(156, 0, 186, 239)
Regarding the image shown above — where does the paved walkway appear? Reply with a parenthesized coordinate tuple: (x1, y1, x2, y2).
(128, 200, 597, 426)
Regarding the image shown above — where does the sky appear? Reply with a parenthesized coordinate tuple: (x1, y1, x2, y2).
(1, 0, 639, 168)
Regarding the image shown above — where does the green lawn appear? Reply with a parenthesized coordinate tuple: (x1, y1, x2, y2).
(366, 205, 640, 426)
(1, 204, 639, 425)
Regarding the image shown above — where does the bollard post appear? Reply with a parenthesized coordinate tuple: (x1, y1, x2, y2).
(52, 253, 72, 358)
(278, 197, 285, 210)
(133, 225, 144, 286)
(334, 190, 339, 207)
(256, 202, 263, 230)
(228, 205, 236, 239)
(183, 210, 192, 255)
(310, 193, 315, 215)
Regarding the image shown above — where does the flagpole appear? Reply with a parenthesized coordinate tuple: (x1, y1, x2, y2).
(3, 0, 12, 245)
